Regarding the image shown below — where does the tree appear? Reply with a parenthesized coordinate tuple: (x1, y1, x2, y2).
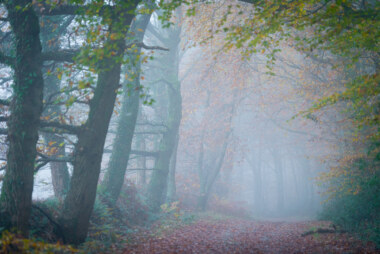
(146, 8, 183, 211)
(58, 0, 140, 244)
(40, 16, 72, 199)
(0, 0, 44, 236)
(101, 4, 154, 206)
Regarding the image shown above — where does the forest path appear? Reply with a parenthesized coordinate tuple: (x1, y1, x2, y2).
(122, 217, 375, 254)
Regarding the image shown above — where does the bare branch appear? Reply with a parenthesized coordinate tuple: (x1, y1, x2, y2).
(103, 149, 159, 157)
(37, 152, 73, 163)
(136, 121, 168, 128)
(35, 4, 81, 16)
(40, 43, 165, 65)
(131, 150, 159, 157)
(127, 41, 169, 51)
(40, 120, 81, 135)
(134, 131, 163, 135)
(127, 168, 158, 171)
(42, 49, 80, 62)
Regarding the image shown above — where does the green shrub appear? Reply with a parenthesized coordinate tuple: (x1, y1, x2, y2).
(320, 153, 380, 247)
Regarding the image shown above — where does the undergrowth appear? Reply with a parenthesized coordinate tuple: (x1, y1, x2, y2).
(319, 150, 380, 248)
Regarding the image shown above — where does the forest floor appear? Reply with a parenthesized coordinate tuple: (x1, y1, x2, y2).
(122, 215, 377, 254)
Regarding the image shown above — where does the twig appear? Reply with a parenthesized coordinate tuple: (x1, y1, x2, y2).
(126, 41, 169, 51)
(31, 204, 66, 243)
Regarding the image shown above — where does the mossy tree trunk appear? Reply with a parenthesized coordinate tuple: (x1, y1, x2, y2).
(59, 4, 138, 244)
(101, 12, 152, 206)
(0, 0, 44, 236)
(60, 50, 123, 244)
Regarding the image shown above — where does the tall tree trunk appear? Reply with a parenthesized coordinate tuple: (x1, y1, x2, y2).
(101, 12, 152, 206)
(40, 16, 70, 199)
(197, 131, 230, 211)
(300, 157, 314, 213)
(166, 134, 179, 203)
(147, 87, 182, 211)
(146, 15, 182, 212)
(251, 149, 263, 215)
(272, 149, 285, 212)
(0, 0, 44, 236)
(60, 6, 138, 243)
(196, 90, 236, 211)
(60, 56, 122, 244)
(197, 192, 209, 211)
(137, 133, 147, 186)
(289, 158, 301, 210)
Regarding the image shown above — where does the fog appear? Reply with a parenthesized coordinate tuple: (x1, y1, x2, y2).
(28, 9, 335, 220)
(0, 0, 378, 251)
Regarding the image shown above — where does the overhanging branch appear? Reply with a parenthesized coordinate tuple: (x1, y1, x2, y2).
(40, 120, 81, 135)
(127, 42, 169, 51)
(35, 4, 80, 15)
(37, 152, 73, 163)
(103, 148, 158, 157)
(130, 150, 159, 157)
(127, 168, 158, 171)
(42, 49, 80, 62)
(134, 131, 163, 135)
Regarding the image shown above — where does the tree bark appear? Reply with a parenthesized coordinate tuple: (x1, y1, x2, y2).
(60, 57, 122, 244)
(59, 5, 137, 244)
(101, 12, 152, 206)
(0, 0, 44, 236)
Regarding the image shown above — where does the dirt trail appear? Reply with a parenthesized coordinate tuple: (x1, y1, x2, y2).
(123, 218, 376, 254)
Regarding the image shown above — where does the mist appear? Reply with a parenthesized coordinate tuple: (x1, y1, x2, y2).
(0, 0, 378, 252)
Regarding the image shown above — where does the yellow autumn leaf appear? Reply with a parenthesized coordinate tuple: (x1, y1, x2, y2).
(110, 33, 117, 40)
(48, 141, 56, 146)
